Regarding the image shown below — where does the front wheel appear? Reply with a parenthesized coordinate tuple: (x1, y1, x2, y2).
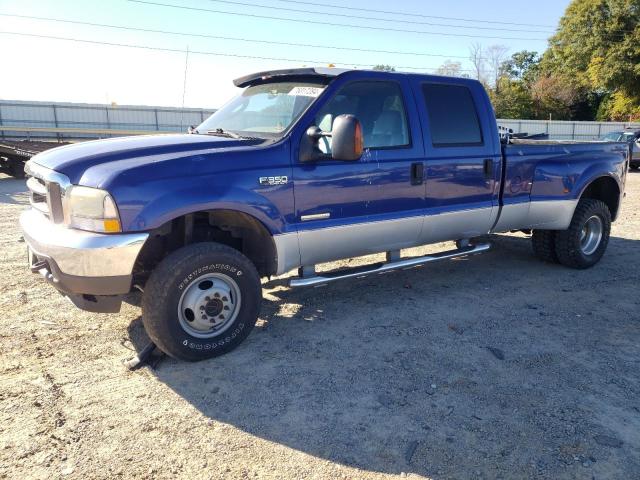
(142, 242, 262, 361)
(554, 199, 611, 269)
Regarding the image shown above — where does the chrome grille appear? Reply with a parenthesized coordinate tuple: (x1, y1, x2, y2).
(26, 176, 50, 216)
(25, 161, 69, 224)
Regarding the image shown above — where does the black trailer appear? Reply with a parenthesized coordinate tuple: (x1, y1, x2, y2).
(0, 141, 68, 177)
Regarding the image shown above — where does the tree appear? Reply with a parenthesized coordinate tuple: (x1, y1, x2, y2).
(490, 78, 535, 119)
(488, 50, 541, 119)
(468, 42, 486, 82)
(530, 75, 582, 120)
(436, 60, 464, 77)
(486, 44, 509, 89)
(541, 0, 640, 120)
(501, 51, 541, 85)
(598, 91, 640, 121)
(372, 64, 396, 72)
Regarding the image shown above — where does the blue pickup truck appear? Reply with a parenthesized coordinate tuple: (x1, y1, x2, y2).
(20, 68, 629, 361)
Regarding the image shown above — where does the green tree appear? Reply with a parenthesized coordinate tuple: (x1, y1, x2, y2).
(542, 0, 640, 120)
(501, 51, 541, 85)
(530, 75, 582, 120)
(490, 78, 535, 119)
(489, 51, 540, 119)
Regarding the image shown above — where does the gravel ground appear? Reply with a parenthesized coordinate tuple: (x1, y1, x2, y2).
(1, 172, 639, 480)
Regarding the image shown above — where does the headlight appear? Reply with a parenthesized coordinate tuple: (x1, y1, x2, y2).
(65, 186, 121, 233)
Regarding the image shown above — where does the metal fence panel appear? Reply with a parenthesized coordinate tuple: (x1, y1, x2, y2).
(2, 100, 639, 142)
(1, 103, 56, 127)
(156, 110, 212, 131)
(498, 119, 640, 140)
(107, 108, 156, 131)
(55, 105, 108, 127)
(0, 100, 216, 140)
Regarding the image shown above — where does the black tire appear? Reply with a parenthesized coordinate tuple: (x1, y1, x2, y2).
(630, 164, 639, 171)
(142, 242, 261, 361)
(554, 199, 611, 269)
(9, 160, 26, 178)
(532, 230, 559, 263)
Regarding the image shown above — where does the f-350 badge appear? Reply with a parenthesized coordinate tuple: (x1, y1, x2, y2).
(259, 176, 288, 186)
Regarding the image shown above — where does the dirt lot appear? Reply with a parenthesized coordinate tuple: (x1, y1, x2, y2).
(0, 172, 639, 480)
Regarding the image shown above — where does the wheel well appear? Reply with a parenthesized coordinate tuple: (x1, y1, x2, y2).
(581, 176, 620, 220)
(134, 210, 277, 285)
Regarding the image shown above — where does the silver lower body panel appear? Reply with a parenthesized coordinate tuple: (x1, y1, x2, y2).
(297, 216, 422, 267)
(492, 199, 578, 232)
(274, 199, 578, 275)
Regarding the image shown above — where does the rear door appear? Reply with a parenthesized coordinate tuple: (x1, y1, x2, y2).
(410, 79, 502, 243)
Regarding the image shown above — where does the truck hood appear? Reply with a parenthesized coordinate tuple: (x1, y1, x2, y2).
(30, 134, 266, 185)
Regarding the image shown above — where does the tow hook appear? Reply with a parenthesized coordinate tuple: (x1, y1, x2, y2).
(30, 259, 48, 274)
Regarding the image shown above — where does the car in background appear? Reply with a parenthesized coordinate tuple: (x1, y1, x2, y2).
(602, 128, 640, 169)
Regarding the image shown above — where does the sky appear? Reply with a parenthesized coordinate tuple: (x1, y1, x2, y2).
(0, 0, 570, 109)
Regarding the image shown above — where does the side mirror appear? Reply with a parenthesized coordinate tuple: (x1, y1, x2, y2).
(298, 114, 364, 163)
(331, 114, 363, 161)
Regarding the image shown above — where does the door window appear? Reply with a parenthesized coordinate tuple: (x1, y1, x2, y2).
(315, 81, 410, 153)
(422, 83, 483, 147)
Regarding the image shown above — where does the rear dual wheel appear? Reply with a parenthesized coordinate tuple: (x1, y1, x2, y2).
(532, 198, 611, 269)
(532, 229, 559, 264)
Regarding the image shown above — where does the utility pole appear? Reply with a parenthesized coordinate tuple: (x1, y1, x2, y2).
(180, 46, 190, 132)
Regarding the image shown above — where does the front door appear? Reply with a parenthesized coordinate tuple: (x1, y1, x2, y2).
(292, 78, 426, 266)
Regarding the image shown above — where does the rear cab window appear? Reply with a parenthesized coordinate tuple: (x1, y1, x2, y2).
(421, 83, 484, 147)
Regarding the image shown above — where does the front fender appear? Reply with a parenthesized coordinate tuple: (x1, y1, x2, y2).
(115, 174, 293, 234)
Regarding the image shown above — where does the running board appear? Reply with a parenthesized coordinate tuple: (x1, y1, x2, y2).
(289, 242, 491, 288)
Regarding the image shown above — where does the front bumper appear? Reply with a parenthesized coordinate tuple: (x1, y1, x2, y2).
(20, 208, 148, 311)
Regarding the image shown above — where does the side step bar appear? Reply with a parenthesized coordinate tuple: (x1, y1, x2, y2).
(289, 242, 491, 288)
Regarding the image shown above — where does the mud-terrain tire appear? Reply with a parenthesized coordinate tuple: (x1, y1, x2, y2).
(142, 242, 261, 361)
(532, 230, 559, 263)
(554, 199, 611, 269)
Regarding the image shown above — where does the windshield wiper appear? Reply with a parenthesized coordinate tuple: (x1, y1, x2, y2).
(206, 128, 243, 139)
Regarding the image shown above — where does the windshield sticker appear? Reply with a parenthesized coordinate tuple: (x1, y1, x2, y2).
(288, 86, 325, 97)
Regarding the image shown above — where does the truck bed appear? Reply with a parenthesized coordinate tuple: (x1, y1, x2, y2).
(494, 140, 629, 233)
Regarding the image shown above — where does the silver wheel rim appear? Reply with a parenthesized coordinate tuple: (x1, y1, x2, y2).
(177, 273, 241, 339)
(579, 215, 603, 256)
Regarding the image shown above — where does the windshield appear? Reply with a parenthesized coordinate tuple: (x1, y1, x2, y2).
(197, 82, 326, 138)
(603, 132, 622, 141)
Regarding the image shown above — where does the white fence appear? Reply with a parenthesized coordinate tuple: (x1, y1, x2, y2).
(0, 100, 216, 140)
(497, 119, 640, 141)
(1, 100, 638, 141)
